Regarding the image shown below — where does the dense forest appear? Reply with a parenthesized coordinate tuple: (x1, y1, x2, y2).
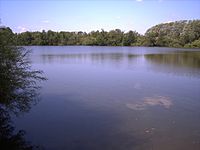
(3, 20, 200, 48)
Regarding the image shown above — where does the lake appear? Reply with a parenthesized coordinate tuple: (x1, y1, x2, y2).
(13, 46, 200, 150)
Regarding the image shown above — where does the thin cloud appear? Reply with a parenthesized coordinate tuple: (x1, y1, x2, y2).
(17, 26, 28, 33)
(115, 16, 121, 20)
(42, 20, 50, 23)
(136, 0, 143, 2)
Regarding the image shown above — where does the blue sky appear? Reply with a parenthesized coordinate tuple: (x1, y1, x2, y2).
(0, 0, 200, 34)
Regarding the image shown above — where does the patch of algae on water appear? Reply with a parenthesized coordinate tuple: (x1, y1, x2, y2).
(126, 96, 172, 110)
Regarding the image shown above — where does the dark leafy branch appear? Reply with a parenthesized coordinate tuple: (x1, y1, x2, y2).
(0, 23, 46, 150)
(0, 28, 46, 114)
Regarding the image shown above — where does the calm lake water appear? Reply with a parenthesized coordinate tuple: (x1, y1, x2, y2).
(14, 46, 200, 150)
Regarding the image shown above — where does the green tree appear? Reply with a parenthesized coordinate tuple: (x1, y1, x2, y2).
(144, 20, 200, 48)
(0, 27, 46, 150)
(96, 29, 108, 46)
(184, 39, 200, 48)
(107, 29, 123, 46)
(123, 31, 138, 46)
(0, 27, 46, 113)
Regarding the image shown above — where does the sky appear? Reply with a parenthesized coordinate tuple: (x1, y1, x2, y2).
(0, 0, 200, 34)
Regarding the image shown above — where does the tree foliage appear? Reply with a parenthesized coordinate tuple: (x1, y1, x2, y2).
(6, 19, 200, 48)
(0, 27, 46, 150)
(14, 29, 142, 46)
(145, 20, 200, 48)
(0, 27, 46, 114)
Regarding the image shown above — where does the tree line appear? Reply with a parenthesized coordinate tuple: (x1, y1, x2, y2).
(5, 20, 200, 48)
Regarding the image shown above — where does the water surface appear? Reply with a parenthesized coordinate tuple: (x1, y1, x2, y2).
(14, 46, 200, 150)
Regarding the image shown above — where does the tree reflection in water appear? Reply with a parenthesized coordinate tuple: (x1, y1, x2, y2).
(145, 51, 200, 69)
(144, 51, 200, 77)
(0, 28, 46, 149)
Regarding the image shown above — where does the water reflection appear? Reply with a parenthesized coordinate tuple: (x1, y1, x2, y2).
(39, 50, 200, 79)
(145, 51, 200, 69)
(145, 51, 200, 77)
(40, 53, 141, 66)
(0, 109, 43, 150)
(39, 51, 200, 77)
